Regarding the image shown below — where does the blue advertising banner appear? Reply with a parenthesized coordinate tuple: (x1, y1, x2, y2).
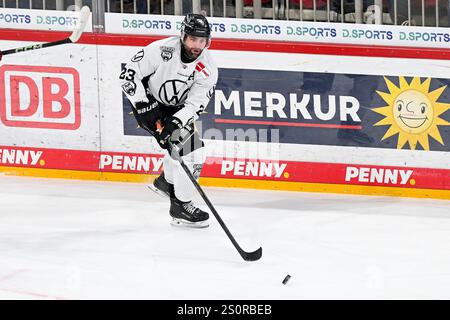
(123, 68, 450, 151)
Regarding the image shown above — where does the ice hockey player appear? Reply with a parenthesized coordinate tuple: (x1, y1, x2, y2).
(120, 13, 218, 228)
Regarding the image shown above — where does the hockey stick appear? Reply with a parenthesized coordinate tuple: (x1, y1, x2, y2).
(168, 141, 263, 262)
(0, 6, 90, 58)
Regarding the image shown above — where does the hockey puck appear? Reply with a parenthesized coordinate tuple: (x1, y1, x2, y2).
(282, 274, 291, 285)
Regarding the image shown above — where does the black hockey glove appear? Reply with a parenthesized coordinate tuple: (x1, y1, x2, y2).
(158, 116, 183, 149)
(132, 96, 162, 133)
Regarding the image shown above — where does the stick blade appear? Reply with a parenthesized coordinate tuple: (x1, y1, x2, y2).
(69, 6, 91, 43)
(241, 247, 262, 262)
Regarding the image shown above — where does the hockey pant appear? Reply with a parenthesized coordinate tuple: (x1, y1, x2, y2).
(162, 146, 205, 202)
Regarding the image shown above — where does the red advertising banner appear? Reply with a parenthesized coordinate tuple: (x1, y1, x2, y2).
(0, 145, 448, 191)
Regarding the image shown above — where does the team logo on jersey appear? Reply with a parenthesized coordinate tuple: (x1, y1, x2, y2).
(195, 62, 210, 79)
(131, 49, 144, 62)
(122, 81, 136, 96)
(160, 46, 175, 62)
(158, 80, 189, 105)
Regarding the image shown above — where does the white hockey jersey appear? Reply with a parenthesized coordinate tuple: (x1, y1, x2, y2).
(120, 36, 218, 126)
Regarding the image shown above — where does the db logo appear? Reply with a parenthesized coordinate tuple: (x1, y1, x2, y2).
(0, 65, 81, 129)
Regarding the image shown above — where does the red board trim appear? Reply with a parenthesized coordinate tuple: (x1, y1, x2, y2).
(0, 29, 449, 60)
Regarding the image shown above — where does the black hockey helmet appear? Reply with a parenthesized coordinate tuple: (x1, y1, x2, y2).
(181, 13, 211, 39)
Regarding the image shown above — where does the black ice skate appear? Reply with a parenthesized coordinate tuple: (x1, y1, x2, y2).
(170, 197, 209, 228)
(148, 172, 173, 198)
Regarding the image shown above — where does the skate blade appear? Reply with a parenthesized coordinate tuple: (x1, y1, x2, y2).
(170, 217, 209, 228)
(147, 184, 169, 198)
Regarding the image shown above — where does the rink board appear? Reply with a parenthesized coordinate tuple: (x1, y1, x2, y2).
(0, 22, 449, 199)
(0, 145, 448, 199)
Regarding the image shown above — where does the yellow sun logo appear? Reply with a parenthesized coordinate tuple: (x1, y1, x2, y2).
(373, 76, 450, 150)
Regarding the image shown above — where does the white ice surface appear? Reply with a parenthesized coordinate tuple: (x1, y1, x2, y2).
(0, 175, 449, 300)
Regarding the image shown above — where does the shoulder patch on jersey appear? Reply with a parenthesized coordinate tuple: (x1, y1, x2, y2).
(131, 49, 144, 62)
(160, 46, 175, 62)
(195, 62, 210, 79)
(122, 81, 136, 96)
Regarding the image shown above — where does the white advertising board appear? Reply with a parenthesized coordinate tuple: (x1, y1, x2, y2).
(0, 40, 100, 151)
(106, 13, 450, 49)
(0, 8, 93, 32)
(0, 8, 448, 49)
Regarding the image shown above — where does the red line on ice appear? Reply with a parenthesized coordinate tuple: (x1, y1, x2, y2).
(0, 287, 68, 300)
(0, 269, 28, 283)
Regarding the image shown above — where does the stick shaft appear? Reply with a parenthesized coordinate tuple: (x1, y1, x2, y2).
(177, 156, 243, 250)
(1, 38, 71, 56)
(169, 145, 262, 261)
